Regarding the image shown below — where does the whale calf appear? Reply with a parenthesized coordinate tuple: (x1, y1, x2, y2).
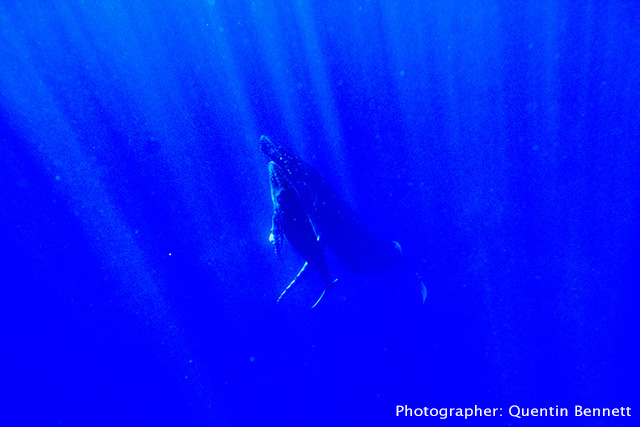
(268, 161, 336, 307)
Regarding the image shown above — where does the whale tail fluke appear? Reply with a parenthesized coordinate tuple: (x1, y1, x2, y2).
(417, 272, 427, 303)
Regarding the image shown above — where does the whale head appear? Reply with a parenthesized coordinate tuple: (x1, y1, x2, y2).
(268, 161, 290, 191)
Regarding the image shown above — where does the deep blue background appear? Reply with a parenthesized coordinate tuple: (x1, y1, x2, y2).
(1, 1, 638, 425)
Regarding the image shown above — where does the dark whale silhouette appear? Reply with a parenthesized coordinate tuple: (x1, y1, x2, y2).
(261, 135, 410, 276)
(268, 161, 336, 307)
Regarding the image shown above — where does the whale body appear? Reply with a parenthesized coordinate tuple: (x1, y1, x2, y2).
(268, 161, 336, 307)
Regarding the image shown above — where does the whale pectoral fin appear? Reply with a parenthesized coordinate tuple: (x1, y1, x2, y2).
(270, 211, 283, 257)
(310, 278, 338, 309)
(310, 290, 326, 309)
(277, 262, 311, 302)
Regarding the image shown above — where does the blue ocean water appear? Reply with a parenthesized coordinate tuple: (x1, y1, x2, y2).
(1, 1, 638, 425)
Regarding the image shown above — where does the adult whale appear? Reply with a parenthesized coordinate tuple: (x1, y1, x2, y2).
(260, 135, 413, 277)
(268, 161, 336, 307)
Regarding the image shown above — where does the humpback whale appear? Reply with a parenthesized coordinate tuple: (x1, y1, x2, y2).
(261, 135, 426, 304)
(261, 135, 408, 274)
(268, 161, 337, 307)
